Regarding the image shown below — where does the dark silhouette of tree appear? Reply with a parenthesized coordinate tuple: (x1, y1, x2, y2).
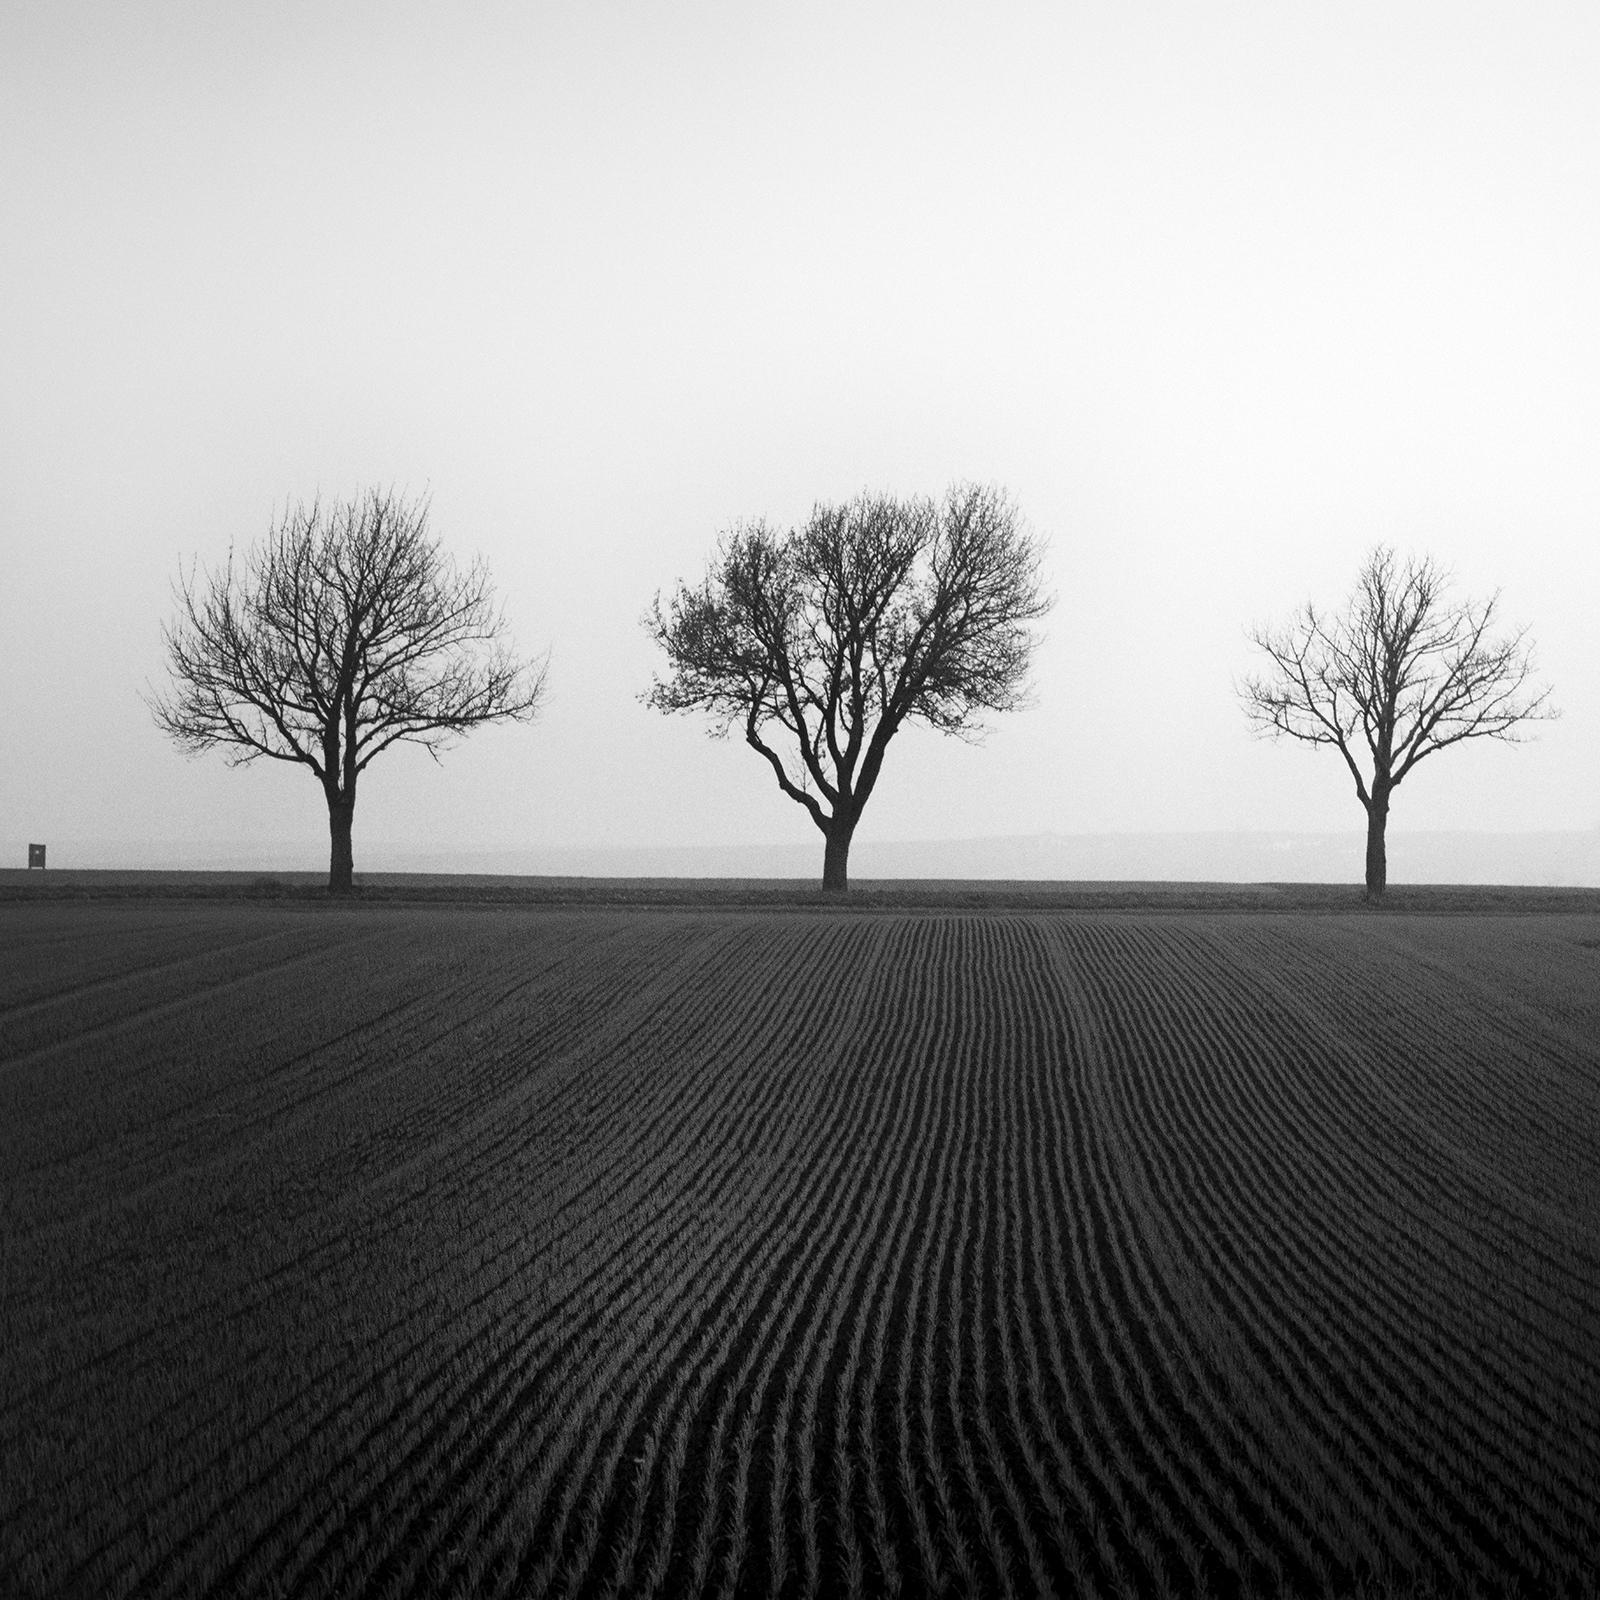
(1240, 546, 1554, 899)
(150, 489, 546, 893)
(646, 484, 1051, 891)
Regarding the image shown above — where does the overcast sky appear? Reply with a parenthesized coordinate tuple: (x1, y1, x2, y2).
(4, 1, 1597, 872)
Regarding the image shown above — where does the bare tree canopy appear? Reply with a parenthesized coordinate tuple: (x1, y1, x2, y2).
(1240, 545, 1554, 898)
(150, 488, 546, 892)
(645, 483, 1051, 891)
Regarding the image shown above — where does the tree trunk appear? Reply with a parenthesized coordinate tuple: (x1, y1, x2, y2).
(1364, 798, 1389, 901)
(822, 822, 854, 893)
(327, 797, 355, 895)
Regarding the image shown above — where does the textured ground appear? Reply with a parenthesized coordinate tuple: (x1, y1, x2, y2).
(3, 895, 1598, 1597)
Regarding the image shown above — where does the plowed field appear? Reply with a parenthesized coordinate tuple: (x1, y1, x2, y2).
(3, 899, 1598, 1598)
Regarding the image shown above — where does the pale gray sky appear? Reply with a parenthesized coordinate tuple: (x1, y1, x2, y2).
(4, 1, 1597, 871)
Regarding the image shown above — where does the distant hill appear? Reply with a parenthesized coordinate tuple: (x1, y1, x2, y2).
(452, 830, 1600, 885)
(30, 829, 1599, 885)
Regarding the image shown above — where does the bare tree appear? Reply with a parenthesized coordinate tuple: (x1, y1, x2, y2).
(645, 484, 1051, 891)
(1240, 546, 1554, 899)
(150, 489, 546, 893)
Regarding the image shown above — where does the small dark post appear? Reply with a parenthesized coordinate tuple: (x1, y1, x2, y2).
(27, 843, 46, 869)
